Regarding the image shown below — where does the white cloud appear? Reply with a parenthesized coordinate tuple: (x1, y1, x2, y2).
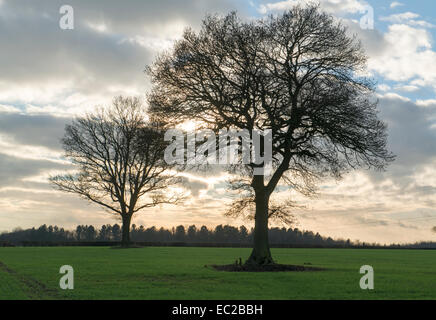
(368, 24, 436, 90)
(258, 0, 368, 15)
(377, 92, 410, 102)
(416, 99, 436, 108)
(390, 2, 404, 9)
(0, 133, 66, 164)
(377, 84, 391, 92)
(380, 12, 420, 23)
(396, 85, 420, 92)
(258, 0, 298, 14)
(87, 22, 109, 33)
(408, 20, 436, 29)
(0, 104, 21, 114)
(380, 12, 435, 28)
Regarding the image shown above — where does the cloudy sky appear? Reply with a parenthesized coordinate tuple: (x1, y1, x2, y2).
(0, 0, 436, 244)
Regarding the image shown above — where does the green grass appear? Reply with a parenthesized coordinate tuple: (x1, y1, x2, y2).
(0, 247, 435, 299)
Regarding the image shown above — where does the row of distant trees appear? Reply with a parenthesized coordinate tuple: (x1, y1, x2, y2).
(1, 224, 435, 248)
(0, 224, 345, 244)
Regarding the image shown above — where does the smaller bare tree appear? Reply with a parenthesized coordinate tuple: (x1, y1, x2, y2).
(50, 96, 183, 247)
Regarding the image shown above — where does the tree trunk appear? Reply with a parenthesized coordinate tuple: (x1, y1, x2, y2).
(246, 186, 273, 265)
(121, 214, 132, 247)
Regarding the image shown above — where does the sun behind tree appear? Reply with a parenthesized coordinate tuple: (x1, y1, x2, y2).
(146, 5, 394, 267)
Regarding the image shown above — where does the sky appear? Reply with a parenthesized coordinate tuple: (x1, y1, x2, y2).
(0, 0, 436, 244)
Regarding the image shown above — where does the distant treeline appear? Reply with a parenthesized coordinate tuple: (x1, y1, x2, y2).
(0, 224, 435, 248)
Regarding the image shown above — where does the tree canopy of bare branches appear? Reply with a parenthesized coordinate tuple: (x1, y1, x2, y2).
(146, 5, 394, 265)
(50, 96, 183, 246)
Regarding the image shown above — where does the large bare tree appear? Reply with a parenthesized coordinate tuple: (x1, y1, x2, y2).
(146, 6, 394, 265)
(50, 96, 182, 247)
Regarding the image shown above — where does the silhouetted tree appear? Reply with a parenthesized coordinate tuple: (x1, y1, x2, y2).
(187, 225, 197, 241)
(85, 225, 96, 241)
(112, 224, 121, 241)
(98, 224, 111, 240)
(158, 227, 172, 242)
(198, 225, 210, 242)
(174, 225, 186, 241)
(50, 96, 184, 247)
(147, 6, 394, 265)
(239, 226, 249, 243)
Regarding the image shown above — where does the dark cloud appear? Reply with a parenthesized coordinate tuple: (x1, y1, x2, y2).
(0, 113, 68, 150)
(343, 20, 389, 58)
(365, 95, 436, 192)
(0, 12, 153, 90)
(179, 177, 208, 197)
(3, 0, 247, 33)
(0, 153, 69, 187)
(379, 96, 436, 166)
(0, 0, 248, 96)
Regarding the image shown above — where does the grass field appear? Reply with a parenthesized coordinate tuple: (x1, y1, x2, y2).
(0, 247, 435, 300)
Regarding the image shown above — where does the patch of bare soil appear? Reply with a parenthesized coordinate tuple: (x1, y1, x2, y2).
(110, 244, 144, 249)
(209, 263, 324, 272)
